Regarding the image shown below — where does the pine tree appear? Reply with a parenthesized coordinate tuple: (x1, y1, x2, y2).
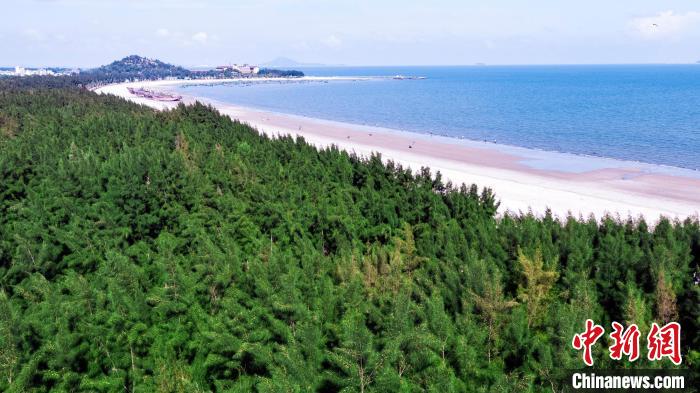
(516, 248, 559, 329)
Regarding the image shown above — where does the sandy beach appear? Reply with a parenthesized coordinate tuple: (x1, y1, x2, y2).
(95, 79, 700, 222)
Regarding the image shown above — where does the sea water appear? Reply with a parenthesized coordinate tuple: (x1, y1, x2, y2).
(179, 65, 700, 171)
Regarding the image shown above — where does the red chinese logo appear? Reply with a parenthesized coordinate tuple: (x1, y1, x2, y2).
(572, 319, 605, 366)
(608, 322, 640, 362)
(572, 320, 682, 366)
(647, 322, 682, 365)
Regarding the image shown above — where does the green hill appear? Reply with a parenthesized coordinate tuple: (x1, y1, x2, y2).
(87, 55, 192, 82)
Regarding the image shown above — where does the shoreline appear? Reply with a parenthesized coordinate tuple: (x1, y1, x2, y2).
(95, 79, 700, 222)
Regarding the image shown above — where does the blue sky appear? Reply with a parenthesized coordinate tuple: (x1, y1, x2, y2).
(3, 0, 700, 67)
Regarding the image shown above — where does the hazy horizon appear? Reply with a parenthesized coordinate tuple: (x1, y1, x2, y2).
(3, 0, 700, 68)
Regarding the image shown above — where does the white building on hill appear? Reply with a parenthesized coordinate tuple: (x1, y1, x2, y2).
(216, 64, 260, 75)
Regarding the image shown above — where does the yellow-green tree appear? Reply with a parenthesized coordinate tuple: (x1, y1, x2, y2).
(516, 248, 559, 329)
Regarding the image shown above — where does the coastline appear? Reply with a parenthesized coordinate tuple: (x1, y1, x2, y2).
(95, 79, 700, 222)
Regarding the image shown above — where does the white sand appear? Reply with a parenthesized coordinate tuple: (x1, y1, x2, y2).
(96, 80, 700, 223)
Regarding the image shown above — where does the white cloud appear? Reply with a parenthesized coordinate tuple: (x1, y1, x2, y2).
(629, 10, 700, 39)
(22, 28, 45, 41)
(192, 31, 208, 44)
(293, 41, 311, 51)
(156, 28, 170, 38)
(321, 34, 342, 49)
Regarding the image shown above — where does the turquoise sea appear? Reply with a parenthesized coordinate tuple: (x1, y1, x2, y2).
(179, 65, 700, 171)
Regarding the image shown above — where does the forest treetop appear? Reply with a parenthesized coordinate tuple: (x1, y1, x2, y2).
(0, 83, 698, 392)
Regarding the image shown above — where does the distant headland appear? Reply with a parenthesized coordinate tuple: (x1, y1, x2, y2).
(0, 55, 304, 88)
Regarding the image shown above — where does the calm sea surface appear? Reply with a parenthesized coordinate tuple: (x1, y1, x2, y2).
(180, 65, 700, 170)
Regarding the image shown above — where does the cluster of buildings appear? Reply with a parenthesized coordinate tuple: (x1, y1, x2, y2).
(0, 66, 77, 77)
(215, 64, 260, 75)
